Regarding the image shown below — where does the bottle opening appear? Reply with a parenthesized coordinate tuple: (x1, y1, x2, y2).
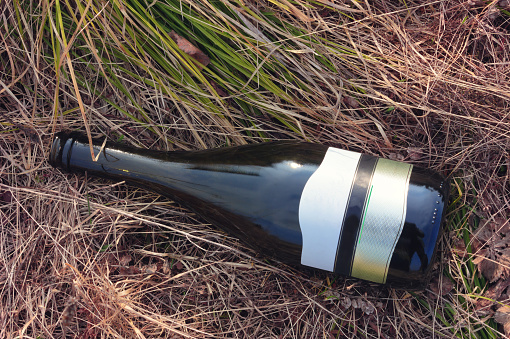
(49, 134, 63, 167)
(49, 132, 73, 170)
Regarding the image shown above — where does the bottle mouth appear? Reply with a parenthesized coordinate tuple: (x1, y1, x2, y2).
(49, 132, 72, 169)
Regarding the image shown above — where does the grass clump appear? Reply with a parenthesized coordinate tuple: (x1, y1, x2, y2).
(1, 0, 510, 338)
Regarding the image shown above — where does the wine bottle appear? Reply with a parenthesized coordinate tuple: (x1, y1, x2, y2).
(49, 132, 449, 288)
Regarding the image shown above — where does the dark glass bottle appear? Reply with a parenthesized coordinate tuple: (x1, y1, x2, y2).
(49, 132, 449, 289)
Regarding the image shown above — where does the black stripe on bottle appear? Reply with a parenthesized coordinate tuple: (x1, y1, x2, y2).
(334, 155, 378, 276)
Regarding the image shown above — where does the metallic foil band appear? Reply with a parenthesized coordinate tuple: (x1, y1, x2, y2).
(350, 159, 412, 283)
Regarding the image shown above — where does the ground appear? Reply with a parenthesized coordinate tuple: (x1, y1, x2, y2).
(1, 0, 509, 338)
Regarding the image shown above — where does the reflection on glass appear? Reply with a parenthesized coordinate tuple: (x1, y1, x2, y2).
(289, 161, 303, 169)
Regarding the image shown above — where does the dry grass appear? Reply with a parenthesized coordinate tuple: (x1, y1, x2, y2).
(1, 0, 510, 338)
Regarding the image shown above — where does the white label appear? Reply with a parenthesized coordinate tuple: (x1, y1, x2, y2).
(298, 147, 361, 271)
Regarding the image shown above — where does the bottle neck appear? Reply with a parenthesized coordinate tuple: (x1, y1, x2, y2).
(50, 133, 192, 185)
(48, 133, 323, 214)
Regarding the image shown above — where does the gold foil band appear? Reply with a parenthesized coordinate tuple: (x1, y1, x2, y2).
(350, 159, 413, 283)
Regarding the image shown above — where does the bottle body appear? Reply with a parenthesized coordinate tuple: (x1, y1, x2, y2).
(50, 133, 449, 288)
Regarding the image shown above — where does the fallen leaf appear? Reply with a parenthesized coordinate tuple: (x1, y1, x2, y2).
(473, 223, 493, 245)
(479, 257, 503, 283)
(104, 253, 117, 266)
(119, 254, 132, 266)
(343, 95, 359, 108)
(62, 297, 79, 328)
(360, 301, 375, 315)
(351, 298, 358, 309)
(494, 217, 510, 234)
(341, 297, 352, 309)
(475, 278, 510, 313)
(0, 190, 13, 202)
(487, 8, 500, 22)
(429, 277, 454, 296)
(471, 237, 485, 253)
(143, 264, 158, 274)
(388, 153, 405, 161)
(468, 0, 487, 7)
(495, 238, 508, 250)
(498, 249, 510, 279)
(341, 298, 376, 315)
(452, 237, 468, 258)
(169, 31, 210, 69)
(472, 251, 486, 266)
(494, 305, 510, 337)
(407, 147, 422, 161)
